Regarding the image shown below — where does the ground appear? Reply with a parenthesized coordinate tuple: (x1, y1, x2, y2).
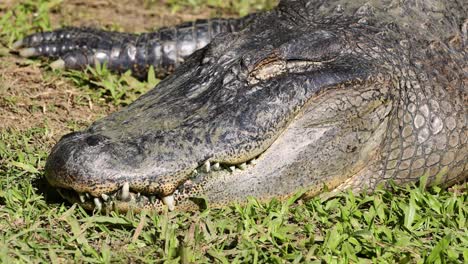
(1, 0, 257, 138)
(0, 0, 466, 263)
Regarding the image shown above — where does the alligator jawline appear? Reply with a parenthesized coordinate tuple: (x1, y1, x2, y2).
(55, 154, 263, 212)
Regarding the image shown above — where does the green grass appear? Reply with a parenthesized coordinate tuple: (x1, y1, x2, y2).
(0, 1, 467, 263)
(0, 0, 60, 46)
(1, 129, 467, 262)
(64, 63, 160, 106)
(165, 0, 277, 16)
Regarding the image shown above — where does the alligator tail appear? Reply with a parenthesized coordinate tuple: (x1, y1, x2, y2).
(14, 15, 255, 79)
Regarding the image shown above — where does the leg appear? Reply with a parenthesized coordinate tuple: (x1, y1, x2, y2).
(14, 15, 255, 79)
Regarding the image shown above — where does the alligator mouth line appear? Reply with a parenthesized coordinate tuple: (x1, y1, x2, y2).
(55, 154, 262, 212)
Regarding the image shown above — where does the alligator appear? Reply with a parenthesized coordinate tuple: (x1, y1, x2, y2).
(14, 0, 467, 212)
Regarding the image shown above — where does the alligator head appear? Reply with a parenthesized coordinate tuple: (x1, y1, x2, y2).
(44, 1, 467, 212)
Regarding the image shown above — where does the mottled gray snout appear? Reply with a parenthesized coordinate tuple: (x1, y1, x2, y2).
(44, 131, 128, 193)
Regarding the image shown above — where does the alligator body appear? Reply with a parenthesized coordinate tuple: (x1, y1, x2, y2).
(15, 0, 467, 212)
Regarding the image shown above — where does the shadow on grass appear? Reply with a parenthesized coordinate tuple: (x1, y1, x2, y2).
(32, 174, 67, 205)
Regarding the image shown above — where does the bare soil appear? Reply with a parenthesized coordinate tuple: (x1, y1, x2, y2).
(0, 0, 226, 142)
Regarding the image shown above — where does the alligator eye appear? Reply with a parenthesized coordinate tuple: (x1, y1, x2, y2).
(248, 58, 287, 84)
(247, 55, 338, 85)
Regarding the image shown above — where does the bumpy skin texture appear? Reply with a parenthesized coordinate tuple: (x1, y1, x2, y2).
(16, 0, 467, 212)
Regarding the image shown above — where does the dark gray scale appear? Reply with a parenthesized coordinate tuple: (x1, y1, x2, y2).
(159, 27, 178, 73)
(138, 17, 255, 78)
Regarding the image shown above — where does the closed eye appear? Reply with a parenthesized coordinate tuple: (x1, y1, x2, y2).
(248, 57, 338, 85)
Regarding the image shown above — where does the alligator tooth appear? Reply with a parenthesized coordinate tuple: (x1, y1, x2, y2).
(202, 161, 211, 173)
(50, 59, 65, 70)
(85, 193, 91, 199)
(191, 169, 198, 176)
(162, 195, 175, 211)
(202, 57, 211, 64)
(229, 166, 236, 172)
(19, 48, 37, 57)
(238, 163, 247, 170)
(79, 193, 86, 203)
(121, 182, 130, 200)
(212, 163, 220, 171)
(94, 198, 102, 211)
(101, 194, 109, 201)
(182, 180, 193, 189)
(249, 159, 257, 165)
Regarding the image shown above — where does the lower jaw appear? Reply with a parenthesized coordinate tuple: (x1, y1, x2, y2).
(53, 154, 264, 213)
(56, 187, 171, 213)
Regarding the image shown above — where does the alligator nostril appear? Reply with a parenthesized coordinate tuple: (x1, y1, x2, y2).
(85, 135, 107, 146)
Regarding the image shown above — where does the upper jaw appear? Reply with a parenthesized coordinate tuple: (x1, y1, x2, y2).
(43, 93, 276, 199)
(43, 71, 299, 196)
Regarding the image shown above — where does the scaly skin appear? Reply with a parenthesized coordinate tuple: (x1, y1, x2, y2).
(15, 0, 467, 212)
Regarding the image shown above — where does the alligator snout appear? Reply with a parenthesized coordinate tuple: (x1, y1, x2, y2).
(44, 121, 274, 212)
(45, 131, 131, 194)
(45, 129, 196, 208)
